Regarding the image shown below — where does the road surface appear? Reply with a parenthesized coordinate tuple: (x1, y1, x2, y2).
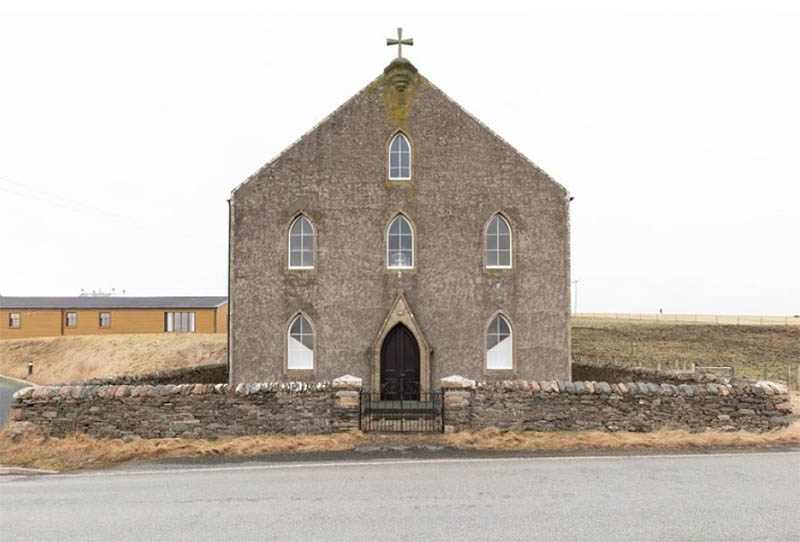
(0, 377, 25, 427)
(2, 449, 799, 541)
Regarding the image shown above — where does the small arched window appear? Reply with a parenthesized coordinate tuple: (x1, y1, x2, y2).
(486, 314, 513, 370)
(486, 214, 511, 269)
(388, 133, 411, 180)
(288, 216, 314, 269)
(287, 314, 314, 370)
(387, 215, 414, 269)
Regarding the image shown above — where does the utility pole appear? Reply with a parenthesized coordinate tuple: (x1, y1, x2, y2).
(572, 279, 579, 315)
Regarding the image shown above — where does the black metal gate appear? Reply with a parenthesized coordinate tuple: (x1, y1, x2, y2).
(360, 381, 444, 433)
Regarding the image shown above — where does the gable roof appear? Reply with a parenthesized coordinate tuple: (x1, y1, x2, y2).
(232, 59, 567, 196)
(0, 297, 228, 310)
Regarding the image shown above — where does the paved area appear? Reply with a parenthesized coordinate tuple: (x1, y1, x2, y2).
(0, 377, 25, 427)
(1, 450, 798, 541)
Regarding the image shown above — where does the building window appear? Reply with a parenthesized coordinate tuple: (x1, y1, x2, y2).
(99, 312, 111, 328)
(388, 133, 411, 180)
(165, 312, 196, 333)
(288, 215, 314, 269)
(486, 314, 513, 370)
(66, 312, 77, 328)
(8, 313, 20, 328)
(387, 215, 413, 269)
(287, 314, 314, 370)
(486, 214, 512, 269)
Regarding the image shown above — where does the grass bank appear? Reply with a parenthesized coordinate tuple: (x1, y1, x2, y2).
(0, 334, 227, 385)
(571, 319, 800, 384)
(2, 423, 798, 472)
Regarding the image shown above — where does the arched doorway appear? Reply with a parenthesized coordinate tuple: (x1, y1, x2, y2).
(380, 324, 420, 400)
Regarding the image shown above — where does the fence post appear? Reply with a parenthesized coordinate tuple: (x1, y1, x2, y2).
(796, 366, 800, 392)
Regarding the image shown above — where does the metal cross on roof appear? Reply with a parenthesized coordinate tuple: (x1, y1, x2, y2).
(387, 27, 413, 58)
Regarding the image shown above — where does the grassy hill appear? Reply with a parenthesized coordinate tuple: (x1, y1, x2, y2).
(0, 334, 226, 385)
(1, 320, 799, 386)
(572, 319, 800, 384)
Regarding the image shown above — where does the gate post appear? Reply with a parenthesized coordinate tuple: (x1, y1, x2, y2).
(440, 375, 476, 433)
(332, 374, 363, 432)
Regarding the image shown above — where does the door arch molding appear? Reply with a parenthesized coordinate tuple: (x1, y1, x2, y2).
(372, 290, 431, 393)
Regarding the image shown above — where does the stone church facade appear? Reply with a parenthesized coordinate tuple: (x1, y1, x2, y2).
(228, 52, 571, 394)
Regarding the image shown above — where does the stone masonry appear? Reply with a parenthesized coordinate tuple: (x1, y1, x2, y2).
(441, 376, 792, 433)
(10, 376, 791, 439)
(10, 375, 362, 439)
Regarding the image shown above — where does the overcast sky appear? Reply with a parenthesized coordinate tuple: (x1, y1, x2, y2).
(1, 0, 798, 315)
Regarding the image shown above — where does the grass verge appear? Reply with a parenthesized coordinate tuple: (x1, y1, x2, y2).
(2, 423, 798, 472)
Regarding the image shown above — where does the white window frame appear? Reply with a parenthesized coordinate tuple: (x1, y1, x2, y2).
(485, 314, 513, 370)
(9, 312, 20, 328)
(486, 214, 512, 270)
(287, 314, 314, 371)
(388, 133, 411, 181)
(165, 312, 196, 333)
(99, 312, 111, 328)
(65, 312, 77, 328)
(288, 215, 315, 270)
(386, 215, 414, 270)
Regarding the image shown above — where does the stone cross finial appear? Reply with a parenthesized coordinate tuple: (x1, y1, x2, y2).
(387, 27, 413, 58)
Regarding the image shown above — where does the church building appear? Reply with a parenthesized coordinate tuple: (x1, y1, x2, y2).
(228, 31, 572, 396)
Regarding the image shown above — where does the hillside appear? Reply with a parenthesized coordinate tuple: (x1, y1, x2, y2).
(0, 334, 227, 385)
(1, 321, 799, 386)
(571, 319, 800, 383)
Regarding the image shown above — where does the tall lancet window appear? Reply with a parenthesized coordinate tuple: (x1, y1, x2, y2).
(486, 314, 513, 370)
(387, 215, 414, 269)
(287, 314, 314, 370)
(289, 216, 314, 269)
(388, 133, 411, 180)
(486, 214, 512, 269)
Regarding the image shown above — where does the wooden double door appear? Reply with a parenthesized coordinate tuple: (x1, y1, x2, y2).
(380, 324, 420, 400)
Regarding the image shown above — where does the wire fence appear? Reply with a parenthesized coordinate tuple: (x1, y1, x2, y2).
(573, 313, 800, 326)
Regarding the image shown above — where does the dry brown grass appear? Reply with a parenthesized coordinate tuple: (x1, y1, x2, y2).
(0, 426, 362, 471)
(442, 424, 800, 452)
(2, 423, 798, 472)
(571, 320, 800, 384)
(0, 334, 227, 384)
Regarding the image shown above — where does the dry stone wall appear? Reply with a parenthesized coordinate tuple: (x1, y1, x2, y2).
(10, 376, 361, 439)
(442, 377, 792, 433)
(10, 374, 792, 439)
(67, 363, 227, 387)
(571, 362, 723, 385)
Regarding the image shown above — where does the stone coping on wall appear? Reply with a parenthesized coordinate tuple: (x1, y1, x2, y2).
(13, 374, 790, 402)
(440, 375, 790, 398)
(12, 379, 357, 401)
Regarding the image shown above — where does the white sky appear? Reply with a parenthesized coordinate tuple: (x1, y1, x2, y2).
(1, 0, 798, 315)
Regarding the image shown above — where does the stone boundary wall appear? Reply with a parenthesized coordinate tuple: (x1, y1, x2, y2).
(10, 375, 362, 439)
(441, 376, 792, 433)
(571, 362, 723, 385)
(66, 363, 227, 387)
(11, 374, 792, 439)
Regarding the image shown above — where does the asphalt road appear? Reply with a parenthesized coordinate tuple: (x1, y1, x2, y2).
(0, 377, 25, 427)
(1, 449, 799, 541)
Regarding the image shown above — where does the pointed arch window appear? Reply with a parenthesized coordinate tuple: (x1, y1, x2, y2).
(388, 133, 411, 180)
(289, 216, 314, 269)
(486, 214, 512, 269)
(287, 314, 314, 370)
(387, 215, 414, 269)
(486, 314, 513, 370)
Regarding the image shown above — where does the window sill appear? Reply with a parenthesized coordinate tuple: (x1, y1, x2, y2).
(284, 369, 315, 378)
(484, 368, 516, 376)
